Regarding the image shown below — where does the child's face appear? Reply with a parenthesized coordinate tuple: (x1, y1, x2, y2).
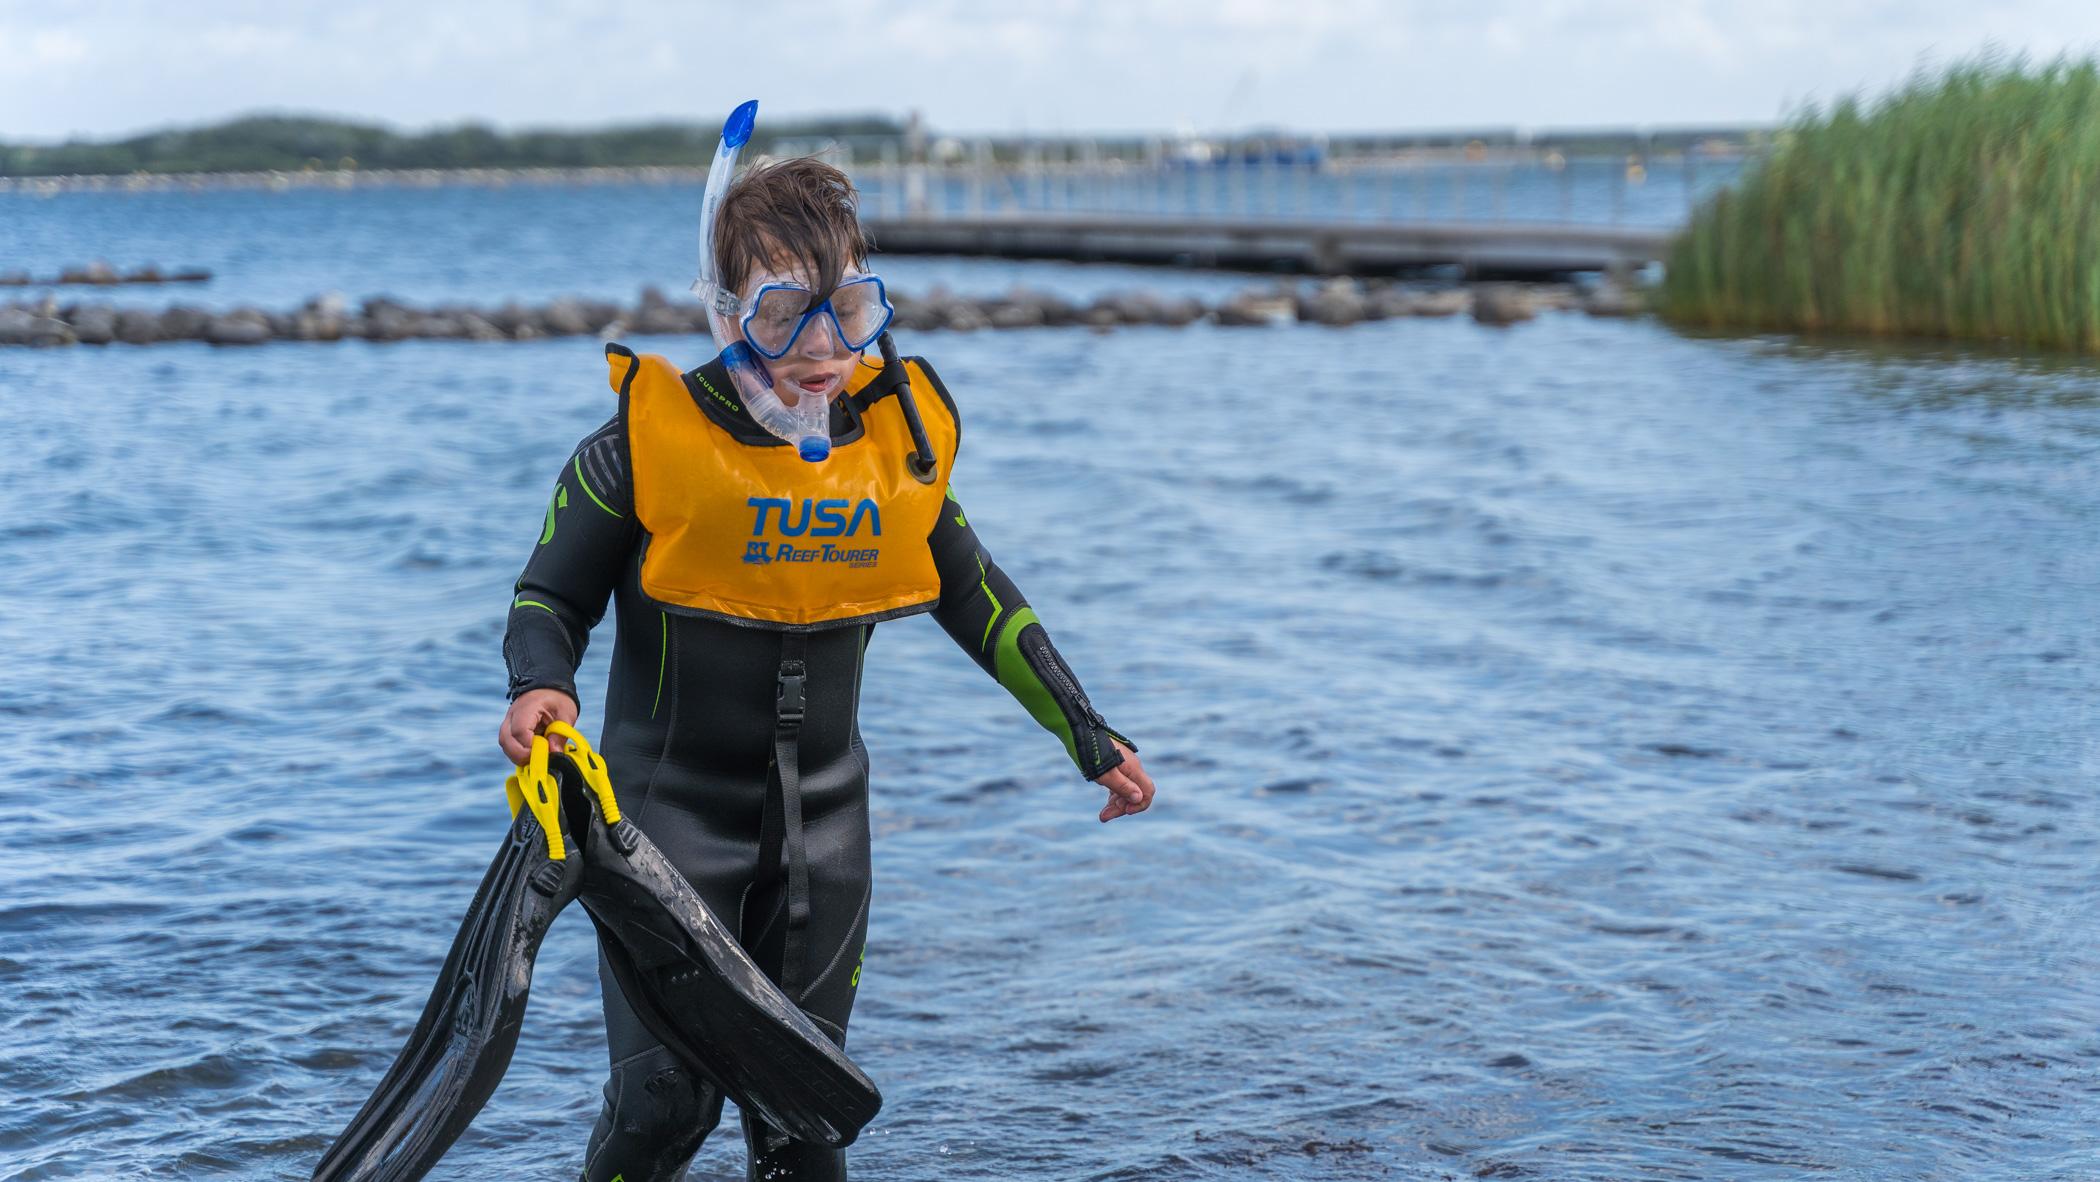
(740, 252, 866, 409)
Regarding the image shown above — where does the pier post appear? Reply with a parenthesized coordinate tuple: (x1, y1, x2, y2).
(904, 110, 928, 218)
(969, 139, 988, 216)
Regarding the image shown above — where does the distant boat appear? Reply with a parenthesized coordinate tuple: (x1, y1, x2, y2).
(1164, 134, 1328, 170)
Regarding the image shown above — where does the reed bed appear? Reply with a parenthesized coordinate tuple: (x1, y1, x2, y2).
(1661, 55, 2100, 351)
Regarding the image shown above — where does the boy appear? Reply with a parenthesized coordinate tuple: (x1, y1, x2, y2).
(498, 145, 1153, 1181)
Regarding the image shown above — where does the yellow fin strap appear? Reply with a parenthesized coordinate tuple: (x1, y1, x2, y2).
(544, 720, 622, 824)
(504, 734, 567, 861)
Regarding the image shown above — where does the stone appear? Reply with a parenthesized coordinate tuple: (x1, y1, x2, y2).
(888, 288, 947, 332)
(1298, 277, 1367, 326)
(362, 307, 417, 341)
(368, 298, 476, 338)
(891, 303, 942, 331)
(634, 304, 690, 335)
(1411, 289, 1470, 317)
(1531, 284, 1581, 312)
(157, 305, 211, 340)
(1582, 282, 1641, 317)
(1158, 297, 1206, 327)
(116, 309, 161, 344)
(579, 300, 623, 333)
(1470, 284, 1537, 327)
(293, 296, 348, 340)
(1213, 288, 1297, 327)
(1367, 287, 1424, 318)
(1098, 291, 1166, 325)
(987, 300, 1045, 330)
(1031, 291, 1082, 326)
(1081, 302, 1123, 329)
(942, 301, 989, 332)
(205, 310, 272, 345)
(541, 299, 592, 336)
(0, 308, 76, 346)
(487, 302, 537, 334)
(68, 304, 117, 345)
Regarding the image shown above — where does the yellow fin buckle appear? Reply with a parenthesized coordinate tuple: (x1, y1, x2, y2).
(503, 734, 566, 861)
(545, 720, 623, 824)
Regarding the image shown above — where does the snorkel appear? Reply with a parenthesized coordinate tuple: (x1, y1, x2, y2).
(695, 99, 832, 463)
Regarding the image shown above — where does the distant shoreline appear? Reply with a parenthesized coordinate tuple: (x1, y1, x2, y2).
(0, 146, 1755, 198)
(0, 165, 715, 195)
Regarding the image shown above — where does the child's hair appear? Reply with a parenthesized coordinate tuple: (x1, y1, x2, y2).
(713, 157, 870, 307)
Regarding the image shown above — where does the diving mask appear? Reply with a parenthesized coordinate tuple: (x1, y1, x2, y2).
(705, 272, 895, 361)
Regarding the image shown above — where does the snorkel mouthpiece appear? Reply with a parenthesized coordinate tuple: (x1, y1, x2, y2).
(722, 338, 832, 462)
(696, 99, 832, 464)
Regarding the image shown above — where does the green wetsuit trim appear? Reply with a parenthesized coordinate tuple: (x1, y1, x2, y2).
(991, 606, 1078, 765)
(514, 597, 558, 616)
(573, 455, 623, 519)
(975, 555, 1003, 652)
(652, 612, 667, 719)
(540, 484, 568, 544)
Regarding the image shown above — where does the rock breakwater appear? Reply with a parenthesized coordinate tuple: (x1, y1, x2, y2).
(0, 279, 1642, 347)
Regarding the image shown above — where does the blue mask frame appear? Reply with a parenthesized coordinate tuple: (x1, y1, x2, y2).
(712, 274, 896, 361)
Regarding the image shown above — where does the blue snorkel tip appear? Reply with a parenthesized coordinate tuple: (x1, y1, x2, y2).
(722, 101, 759, 149)
(797, 438, 830, 463)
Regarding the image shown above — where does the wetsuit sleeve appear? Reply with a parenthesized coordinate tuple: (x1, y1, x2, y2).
(502, 417, 637, 705)
(928, 488, 1135, 780)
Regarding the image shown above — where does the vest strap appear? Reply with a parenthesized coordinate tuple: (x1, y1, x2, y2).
(762, 631, 814, 1000)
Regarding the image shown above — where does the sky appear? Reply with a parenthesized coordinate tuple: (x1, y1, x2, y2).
(5, 0, 2100, 141)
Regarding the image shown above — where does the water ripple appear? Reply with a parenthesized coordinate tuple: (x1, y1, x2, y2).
(3, 238, 2098, 1181)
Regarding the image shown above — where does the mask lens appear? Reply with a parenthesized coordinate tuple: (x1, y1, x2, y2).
(830, 279, 890, 348)
(747, 287, 812, 354)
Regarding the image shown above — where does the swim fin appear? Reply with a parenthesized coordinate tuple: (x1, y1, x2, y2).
(564, 762, 883, 1149)
(312, 730, 880, 1179)
(310, 751, 583, 1182)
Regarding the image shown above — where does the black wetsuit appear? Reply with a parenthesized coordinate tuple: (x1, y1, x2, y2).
(503, 352, 1130, 1182)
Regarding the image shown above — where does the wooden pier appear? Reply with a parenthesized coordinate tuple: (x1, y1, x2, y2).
(865, 214, 1671, 279)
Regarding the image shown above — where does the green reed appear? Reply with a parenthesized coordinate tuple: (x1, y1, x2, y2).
(1661, 54, 2100, 352)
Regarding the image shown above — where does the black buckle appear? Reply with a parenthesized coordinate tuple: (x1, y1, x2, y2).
(776, 659, 807, 726)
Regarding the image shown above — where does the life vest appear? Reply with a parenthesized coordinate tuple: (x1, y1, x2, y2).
(606, 343, 960, 630)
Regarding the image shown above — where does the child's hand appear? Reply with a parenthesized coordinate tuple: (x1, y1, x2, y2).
(499, 689, 580, 765)
(1092, 739, 1155, 823)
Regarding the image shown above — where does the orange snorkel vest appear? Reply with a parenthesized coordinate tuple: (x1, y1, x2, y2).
(605, 342, 961, 630)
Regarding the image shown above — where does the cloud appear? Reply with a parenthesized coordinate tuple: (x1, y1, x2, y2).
(4, 0, 2100, 139)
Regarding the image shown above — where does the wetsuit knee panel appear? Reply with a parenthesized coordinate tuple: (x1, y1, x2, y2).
(582, 1046, 724, 1182)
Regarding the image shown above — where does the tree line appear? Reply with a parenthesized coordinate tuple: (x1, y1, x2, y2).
(0, 114, 907, 176)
